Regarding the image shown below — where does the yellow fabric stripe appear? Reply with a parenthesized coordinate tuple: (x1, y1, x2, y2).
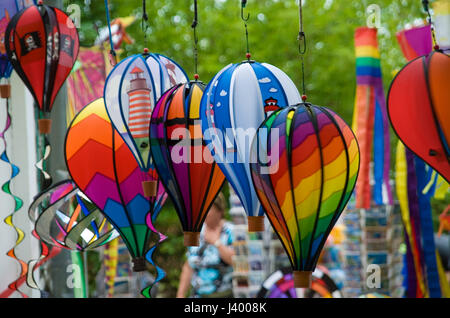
(355, 46, 380, 58)
(71, 99, 109, 126)
(189, 85, 203, 118)
(395, 141, 428, 297)
(436, 251, 450, 297)
(348, 140, 360, 177)
(295, 186, 321, 220)
(434, 175, 449, 199)
(292, 152, 347, 206)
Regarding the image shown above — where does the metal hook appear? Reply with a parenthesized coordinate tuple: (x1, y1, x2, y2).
(142, 0, 149, 33)
(241, 0, 250, 22)
(191, 0, 198, 28)
(142, 0, 148, 22)
(298, 31, 306, 55)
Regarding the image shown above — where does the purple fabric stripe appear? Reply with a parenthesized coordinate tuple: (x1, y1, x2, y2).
(291, 110, 314, 147)
(169, 146, 192, 227)
(84, 172, 121, 209)
(291, 112, 334, 150)
(404, 232, 418, 298)
(291, 122, 314, 149)
(315, 111, 332, 129)
(118, 167, 148, 205)
(405, 149, 424, 276)
(356, 76, 383, 86)
(0, 108, 11, 138)
(268, 121, 287, 160)
(404, 25, 432, 57)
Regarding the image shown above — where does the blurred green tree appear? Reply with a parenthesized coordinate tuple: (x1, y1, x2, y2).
(68, 0, 423, 120)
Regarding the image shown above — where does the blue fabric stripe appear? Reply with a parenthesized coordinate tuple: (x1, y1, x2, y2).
(414, 157, 441, 297)
(104, 199, 129, 228)
(372, 99, 384, 205)
(309, 234, 324, 261)
(76, 194, 101, 239)
(126, 194, 150, 226)
(213, 64, 257, 216)
(356, 66, 382, 77)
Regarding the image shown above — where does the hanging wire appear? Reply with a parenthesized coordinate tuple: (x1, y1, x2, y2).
(142, 0, 149, 23)
(191, 0, 199, 79)
(298, 0, 307, 101)
(422, 0, 439, 50)
(142, 0, 150, 48)
(241, 0, 251, 60)
(104, 0, 117, 65)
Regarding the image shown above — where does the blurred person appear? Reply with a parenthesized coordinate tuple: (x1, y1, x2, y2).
(177, 193, 235, 298)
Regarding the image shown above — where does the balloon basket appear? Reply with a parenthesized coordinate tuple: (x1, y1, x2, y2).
(38, 119, 52, 135)
(132, 257, 147, 272)
(142, 180, 157, 197)
(0, 84, 11, 99)
(183, 231, 200, 247)
(247, 216, 265, 232)
(293, 271, 312, 288)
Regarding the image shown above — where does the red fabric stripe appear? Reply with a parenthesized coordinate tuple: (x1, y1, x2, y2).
(130, 127, 149, 132)
(129, 108, 151, 114)
(130, 96, 151, 102)
(128, 90, 150, 96)
(129, 114, 151, 120)
(129, 102, 152, 108)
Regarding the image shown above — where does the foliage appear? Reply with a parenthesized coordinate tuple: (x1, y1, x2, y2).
(67, 0, 424, 121)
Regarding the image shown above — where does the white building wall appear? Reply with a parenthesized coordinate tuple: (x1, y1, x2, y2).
(0, 72, 40, 298)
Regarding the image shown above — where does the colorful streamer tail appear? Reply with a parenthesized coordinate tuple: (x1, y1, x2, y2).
(352, 27, 392, 208)
(1, 99, 27, 297)
(141, 212, 167, 298)
(35, 134, 52, 190)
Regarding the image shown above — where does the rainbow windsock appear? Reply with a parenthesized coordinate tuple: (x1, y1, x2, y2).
(352, 27, 392, 209)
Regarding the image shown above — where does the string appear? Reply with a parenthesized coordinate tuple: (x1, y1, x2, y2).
(142, 0, 148, 24)
(104, 0, 117, 65)
(241, 0, 251, 59)
(142, 0, 149, 48)
(191, 0, 199, 78)
(298, 0, 307, 100)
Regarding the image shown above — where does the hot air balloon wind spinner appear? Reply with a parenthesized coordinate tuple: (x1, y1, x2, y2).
(249, 0, 360, 287)
(200, 0, 302, 232)
(149, 0, 226, 247)
(5, 0, 79, 190)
